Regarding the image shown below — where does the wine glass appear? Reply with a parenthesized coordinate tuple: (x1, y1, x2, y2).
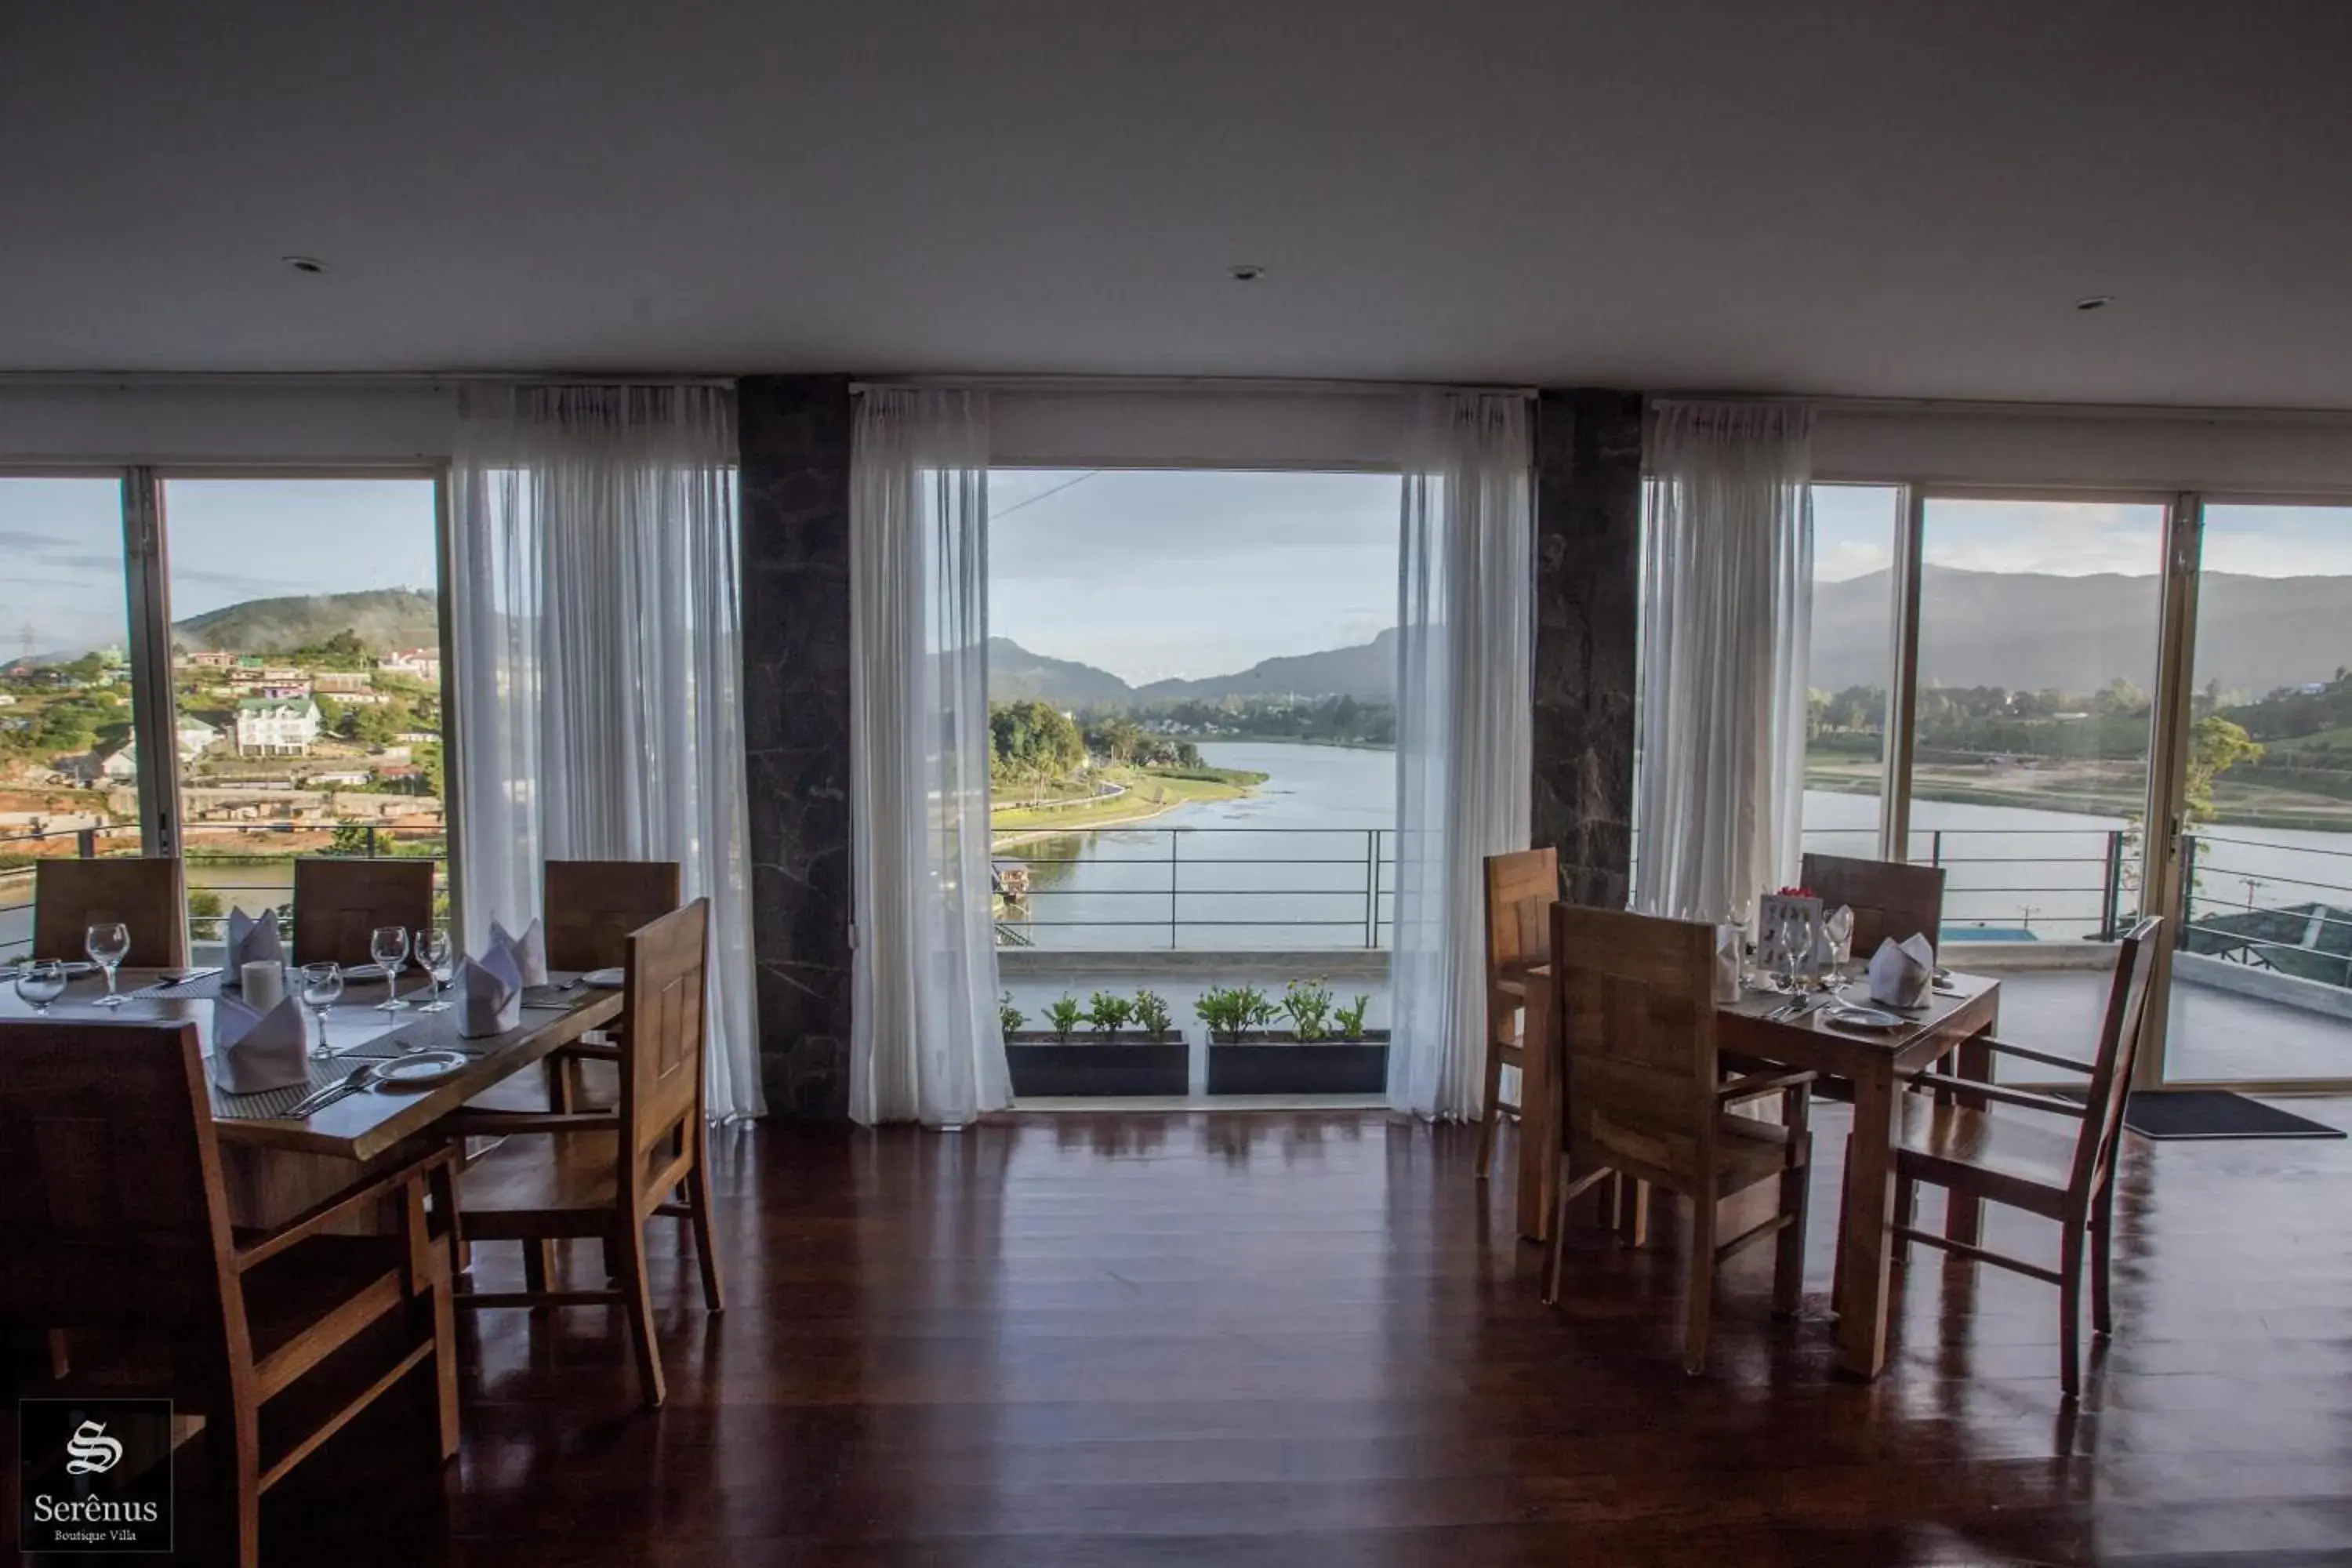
(1826, 905, 1857, 984)
(369, 925, 411, 1012)
(15, 959, 67, 1015)
(299, 961, 344, 1061)
(85, 922, 130, 1007)
(415, 928, 453, 1013)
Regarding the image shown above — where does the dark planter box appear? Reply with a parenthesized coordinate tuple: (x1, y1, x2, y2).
(1006, 1032, 1189, 1098)
(1206, 1031, 1390, 1095)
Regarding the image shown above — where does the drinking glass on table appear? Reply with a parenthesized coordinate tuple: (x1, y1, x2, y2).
(1825, 905, 1857, 983)
(15, 959, 67, 1015)
(416, 927, 453, 1013)
(369, 924, 411, 1011)
(85, 922, 130, 1007)
(300, 961, 343, 1060)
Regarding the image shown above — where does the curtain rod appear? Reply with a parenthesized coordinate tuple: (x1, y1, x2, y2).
(848, 373, 1538, 399)
(1669, 390, 2352, 428)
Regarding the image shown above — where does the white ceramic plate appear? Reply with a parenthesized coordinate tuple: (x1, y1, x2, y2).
(1822, 1004, 1908, 1032)
(583, 967, 625, 989)
(369, 1050, 471, 1091)
(342, 963, 388, 981)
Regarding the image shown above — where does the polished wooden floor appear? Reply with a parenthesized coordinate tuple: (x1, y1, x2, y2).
(245, 1102, 2352, 1566)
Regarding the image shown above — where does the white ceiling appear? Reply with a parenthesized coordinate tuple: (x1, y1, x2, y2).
(5, 1, 2351, 406)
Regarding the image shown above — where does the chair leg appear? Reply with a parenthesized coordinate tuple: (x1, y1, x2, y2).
(523, 1239, 556, 1298)
(2090, 1181, 2117, 1338)
(1831, 1134, 1852, 1316)
(1541, 1158, 1572, 1305)
(1771, 1088, 1811, 1319)
(1685, 1187, 1717, 1377)
(2059, 1225, 2085, 1400)
(1475, 1037, 1506, 1181)
(612, 1218, 667, 1408)
(1892, 1175, 1917, 1266)
(208, 1397, 262, 1568)
(685, 1132, 725, 1313)
(1616, 1176, 1651, 1247)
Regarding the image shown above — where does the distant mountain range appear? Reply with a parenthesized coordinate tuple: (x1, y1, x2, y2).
(1811, 567, 2352, 696)
(988, 630, 1397, 709)
(172, 589, 440, 656)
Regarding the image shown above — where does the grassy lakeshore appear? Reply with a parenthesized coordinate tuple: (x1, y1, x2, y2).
(990, 766, 1265, 844)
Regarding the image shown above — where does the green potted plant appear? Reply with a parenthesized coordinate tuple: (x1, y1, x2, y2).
(1003, 989, 1187, 1098)
(1207, 978, 1388, 1094)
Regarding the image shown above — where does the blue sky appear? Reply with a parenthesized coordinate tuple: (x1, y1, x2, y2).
(0, 477, 437, 656)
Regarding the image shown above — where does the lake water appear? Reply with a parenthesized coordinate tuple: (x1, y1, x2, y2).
(995, 740, 2352, 949)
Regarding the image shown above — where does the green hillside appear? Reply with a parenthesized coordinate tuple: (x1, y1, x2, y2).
(172, 589, 440, 656)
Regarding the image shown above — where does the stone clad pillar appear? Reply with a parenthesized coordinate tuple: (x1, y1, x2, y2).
(737, 376, 855, 1118)
(1532, 389, 1645, 909)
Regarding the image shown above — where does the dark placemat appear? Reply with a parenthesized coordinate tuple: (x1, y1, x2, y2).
(207, 1058, 358, 1120)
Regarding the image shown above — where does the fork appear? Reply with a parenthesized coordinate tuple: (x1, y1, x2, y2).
(286, 1060, 385, 1118)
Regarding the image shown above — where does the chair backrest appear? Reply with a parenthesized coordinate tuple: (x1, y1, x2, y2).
(291, 857, 435, 966)
(1801, 851, 1947, 960)
(543, 859, 682, 973)
(1486, 847, 1559, 982)
(2069, 916, 2163, 1210)
(0, 1022, 244, 1362)
(34, 857, 189, 969)
(1550, 902, 1720, 1192)
(619, 898, 710, 1210)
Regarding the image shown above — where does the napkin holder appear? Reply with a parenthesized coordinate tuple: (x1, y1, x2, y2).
(456, 949, 523, 1039)
(222, 906, 286, 989)
(1867, 934, 1936, 1009)
(488, 917, 550, 987)
(209, 993, 310, 1094)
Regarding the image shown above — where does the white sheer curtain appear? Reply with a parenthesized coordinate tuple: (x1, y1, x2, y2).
(1632, 401, 1815, 924)
(450, 383, 764, 1122)
(848, 390, 1010, 1127)
(1389, 393, 1534, 1120)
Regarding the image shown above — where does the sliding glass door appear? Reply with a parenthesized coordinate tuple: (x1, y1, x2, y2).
(2158, 502, 2352, 1084)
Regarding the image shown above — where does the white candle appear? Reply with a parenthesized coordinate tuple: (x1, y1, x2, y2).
(241, 960, 285, 1010)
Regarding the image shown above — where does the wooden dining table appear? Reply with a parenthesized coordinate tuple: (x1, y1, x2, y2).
(1516, 961, 2002, 1381)
(0, 963, 622, 1224)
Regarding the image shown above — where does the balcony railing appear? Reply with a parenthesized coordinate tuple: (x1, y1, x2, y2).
(0, 819, 448, 957)
(994, 827, 1394, 950)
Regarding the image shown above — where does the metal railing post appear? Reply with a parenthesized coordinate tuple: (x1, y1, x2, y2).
(2100, 829, 2123, 939)
(76, 828, 96, 858)
(1363, 829, 1376, 948)
(367, 823, 379, 858)
(2177, 833, 2198, 949)
(1168, 830, 1178, 952)
(1929, 829, 1944, 869)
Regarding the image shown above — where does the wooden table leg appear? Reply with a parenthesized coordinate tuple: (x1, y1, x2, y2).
(1515, 967, 1557, 1243)
(1943, 1018, 1996, 1247)
(1835, 1056, 1901, 1380)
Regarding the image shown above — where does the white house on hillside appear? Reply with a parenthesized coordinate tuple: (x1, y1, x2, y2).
(380, 648, 441, 683)
(235, 696, 321, 756)
(92, 714, 223, 780)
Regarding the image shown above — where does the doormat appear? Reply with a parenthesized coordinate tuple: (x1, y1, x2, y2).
(2103, 1090, 2346, 1141)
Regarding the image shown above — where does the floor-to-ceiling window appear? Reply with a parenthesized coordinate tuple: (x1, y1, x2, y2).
(0, 474, 148, 957)
(1802, 484, 1904, 858)
(0, 468, 450, 964)
(2162, 501, 2352, 1083)
(158, 476, 450, 956)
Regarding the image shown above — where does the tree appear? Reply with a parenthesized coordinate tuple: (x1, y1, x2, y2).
(2185, 716, 2263, 821)
(990, 700, 1083, 795)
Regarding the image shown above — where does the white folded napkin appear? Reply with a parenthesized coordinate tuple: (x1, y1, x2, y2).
(209, 992, 310, 1094)
(488, 917, 550, 987)
(1867, 933, 1936, 1009)
(1715, 922, 1744, 1003)
(223, 906, 285, 985)
(456, 943, 523, 1039)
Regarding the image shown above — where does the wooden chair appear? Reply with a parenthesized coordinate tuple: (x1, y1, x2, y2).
(1479, 847, 1556, 1181)
(0, 1021, 459, 1568)
(33, 856, 189, 968)
(446, 898, 722, 1407)
(1880, 916, 2161, 1399)
(1541, 904, 1816, 1376)
(539, 859, 681, 1112)
(291, 857, 435, 967)
(1801, 851, 1947, 960)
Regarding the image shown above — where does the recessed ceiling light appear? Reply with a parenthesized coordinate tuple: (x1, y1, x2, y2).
(1229, 264, 1265, 282)
(2073, 294, 2114, 311)
(282, 256, 325, 275)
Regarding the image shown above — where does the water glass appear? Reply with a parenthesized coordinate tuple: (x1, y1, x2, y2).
(84, 921, 131, 1007)
(299, 961, 344, 1060)
(15, 959, 67, 1014)
(1826, 905, 1857, 981)
(416, 928, 454, 1013)
(370, 924, 411, 1011)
